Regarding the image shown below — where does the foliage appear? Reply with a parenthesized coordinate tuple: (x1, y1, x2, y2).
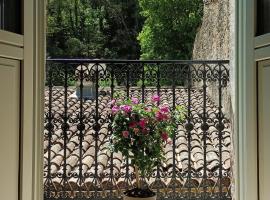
(109, 93, 186, 177)
(138, 0, 203, 59)
(47, 0, 105, 58)
(102, 0, 144, 59)
(46, 0, 143, 59)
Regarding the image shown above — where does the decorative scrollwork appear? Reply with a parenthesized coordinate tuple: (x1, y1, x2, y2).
(44, 59, 231, 200)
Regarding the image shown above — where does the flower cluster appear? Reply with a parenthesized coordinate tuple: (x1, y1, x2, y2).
(109, 94, 185, 176)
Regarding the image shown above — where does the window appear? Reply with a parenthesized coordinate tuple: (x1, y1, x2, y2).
(0, 0, 22, 34)
(257, 0, 270, 36)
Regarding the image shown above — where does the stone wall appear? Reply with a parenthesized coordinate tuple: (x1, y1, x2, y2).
(192, 1, 236, 198)
(193, 0, 231, 60)
(193, 0, 234, 117)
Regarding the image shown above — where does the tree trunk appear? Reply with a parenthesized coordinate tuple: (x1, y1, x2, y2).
(135, 166, 141, 189)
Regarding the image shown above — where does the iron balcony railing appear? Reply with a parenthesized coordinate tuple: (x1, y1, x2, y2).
(44, 59, 231, 200)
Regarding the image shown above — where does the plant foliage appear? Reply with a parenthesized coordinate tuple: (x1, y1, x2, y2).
(110, 93, 186, 176)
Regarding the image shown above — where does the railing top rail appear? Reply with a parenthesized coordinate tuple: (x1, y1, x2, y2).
(46, 58, 229, 64)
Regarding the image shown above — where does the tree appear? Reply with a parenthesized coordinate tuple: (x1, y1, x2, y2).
(47, 0, 106, 58)
(46, 0, 143, 59)
(102, 0, 144, 59)
(138, 0, 203, 60)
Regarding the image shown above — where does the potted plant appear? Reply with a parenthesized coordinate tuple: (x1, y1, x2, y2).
(109, 93, 185, 200)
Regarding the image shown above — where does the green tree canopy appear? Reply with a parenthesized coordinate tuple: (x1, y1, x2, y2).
(47, 0, 143, 59)
(47, 0, 203, 60)
(47, 0, 106, 58)
(102, 0, 144, 59)
(138, 0, 203, 59)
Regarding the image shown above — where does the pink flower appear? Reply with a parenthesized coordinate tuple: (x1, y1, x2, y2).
(109, 99, 116, 106)
(161, 132, 169, 141)
(120, 105, 132, 113)
(160, 105, 169, 113)
(152, 94, 160, 102)
(155, 111, 162, 120)
(155, 111, 168, 121)
(139, 119, 146, 129)
(131, 97, 139, 104)
(112, 105, 119, 114)
(129, 121, 137, 128)
(122, 131, 129, 138)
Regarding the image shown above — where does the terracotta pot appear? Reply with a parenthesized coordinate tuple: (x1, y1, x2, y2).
(123, 194, 157, 200)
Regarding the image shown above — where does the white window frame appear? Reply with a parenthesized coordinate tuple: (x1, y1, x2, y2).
(236, 0, 258, 200)
(21, 0, 45, 200)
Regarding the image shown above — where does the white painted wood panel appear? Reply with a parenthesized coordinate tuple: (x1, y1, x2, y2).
(0, 57, 20, 200)
(0, 30, 24, 47)
(258, 60, 270, 200)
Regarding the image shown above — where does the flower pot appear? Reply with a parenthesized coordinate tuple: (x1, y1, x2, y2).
(123, 188, 156, 200)
(123, 194, 157, 200)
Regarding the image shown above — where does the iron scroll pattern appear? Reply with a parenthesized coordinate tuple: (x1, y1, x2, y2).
(44, 59, 231, 200)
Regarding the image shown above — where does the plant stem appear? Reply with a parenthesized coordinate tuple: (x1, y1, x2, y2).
(135, 165, 141, 189)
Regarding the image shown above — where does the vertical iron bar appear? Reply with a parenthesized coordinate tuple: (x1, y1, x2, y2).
(125, 63, 130, 189)
(156, 63, 161, 196)
(172, 64, 176, 109)
(157, 63, 161, 102)
(187, 64, 192, 200)
(78, 63, 84, 198)
(172, 64, 176, 196)
(126, 63, 130, 99)
(62, 63, 68, 198)
(202, 64, 208, 200)
(109, 66, 115, 199)
(46, 63, 53, 198)
(218, 63, 223, 200)
(141, 64, 145, 103)
(94, 63, 100, 198)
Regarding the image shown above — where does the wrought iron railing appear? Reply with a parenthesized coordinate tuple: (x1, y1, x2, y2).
(44, 59, 231, 200)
